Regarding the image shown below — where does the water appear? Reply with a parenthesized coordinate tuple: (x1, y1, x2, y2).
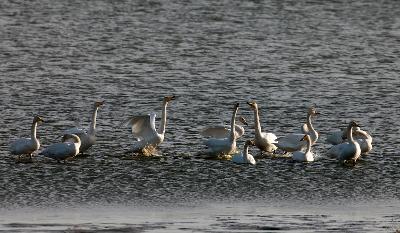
(0, 0, 399, 232)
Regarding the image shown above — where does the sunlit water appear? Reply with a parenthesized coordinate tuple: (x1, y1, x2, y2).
(0, 0, 399, 232)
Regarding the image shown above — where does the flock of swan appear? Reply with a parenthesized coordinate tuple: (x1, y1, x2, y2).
(9, 96, 373, 166)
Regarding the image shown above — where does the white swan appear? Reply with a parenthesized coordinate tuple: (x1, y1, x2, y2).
(232, 140, 256, 165)
(275, 106, 319, 152)
(200, 116, 248, 139)
(292, 134, 314, 162)
(63, 101, 104, 153)
(9, 116, 44, 159)
(40, 134, 81, 161)
(327, 121, 361, 163)
(354, 128, 373, 154)
(247, 101, 277, 153)
(326, 127, 347, 145)
(204, 103, 239, 156)
(124, 96, 175, 154)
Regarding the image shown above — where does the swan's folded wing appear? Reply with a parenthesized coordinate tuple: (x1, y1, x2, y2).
(123, 114, 156, 140)
(326, 130, 344, 145)
(200, 126, 230, 138)
(261, 132, 278, 143)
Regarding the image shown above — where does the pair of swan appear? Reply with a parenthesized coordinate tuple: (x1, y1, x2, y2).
(9, 116, 44, 159)
(327, 121, 362, 163)
(275, 106, 320, 152)
(124, 96, 175, 155)
(326, 126, 372, 155)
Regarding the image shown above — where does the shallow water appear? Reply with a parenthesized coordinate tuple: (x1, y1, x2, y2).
(0, 0, 399, 232)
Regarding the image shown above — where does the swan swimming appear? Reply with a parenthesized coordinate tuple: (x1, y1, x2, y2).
(40, 134, 81, 161)
(9, 116, 44, 159)
(204, 103, 239, 157)
(63, 101, 104, 154)
(124, 96, 175, 154)
(326, 126, 372, 154)
(231, 140, 256, 165)
(327, 121, 361, 164)
(292, 134, 314, 162)
(275, 106, 319, 152)
(247, 101, 277, 154)
(201, 116, 248, 139)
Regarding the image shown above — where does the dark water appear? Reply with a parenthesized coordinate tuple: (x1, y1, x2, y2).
(0, 0, 399, 232)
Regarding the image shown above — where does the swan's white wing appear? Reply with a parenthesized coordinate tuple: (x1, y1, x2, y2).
(326, 130, 344, 145)
(261, 132, 278, 143)
(275, 133, 305, 152)
(10, 138, 35, 154)
(301, 124, 309, 134)
(201, 126, 230, 138)
(40, 142, 77, 159)
(124, 114, 157, 141)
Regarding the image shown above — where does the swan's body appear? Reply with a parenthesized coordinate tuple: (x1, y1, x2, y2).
(40, 134, 81, 161)
(204, 103, 239, 156)
(63, 101, 104, 153)
(247, 101, 277, 153)
(275, 106, 319, 152)
(327, 121, 361, 163)
(9, 116, 44, 158)
(124, 96, 175, 154)
(326, 127, 372, 154)
(232, 140, 256, 165)
(292, 135, 314, 162)
(201, 117, 248, 139)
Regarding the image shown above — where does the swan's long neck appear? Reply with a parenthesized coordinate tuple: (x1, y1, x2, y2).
(356, 130, 372, 142)
(243, 144, 250, 162)
(89, 107, 99, 135)
(347, 126, 355, 144)
(305, 137, 312, 154)
(306, 113, 317, 142)
(253, 107, 262, 137)
(158, 101, 168, 135)
(31, 121, 38, 140)
(230, 107, 238, 141)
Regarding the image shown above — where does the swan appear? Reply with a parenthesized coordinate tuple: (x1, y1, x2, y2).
(326, 127, 347, 145)
(9, 116, 44, 159)
(246, 101, 277, 153)
(354, 128, 373, 154)
(124, 96, 175, 154)
(232, 140, 256, 165)
(275, 106, 319, 152)
(40, 134, 81, 161)
(204, 103, 239, 156)
(200, 116, 248, 139)
(327, 121, 361, 163)
(63, 101, 104, 153)
(292, 134, 314, 162)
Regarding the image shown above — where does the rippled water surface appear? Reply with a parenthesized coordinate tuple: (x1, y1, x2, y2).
(0, 0, 399, 232)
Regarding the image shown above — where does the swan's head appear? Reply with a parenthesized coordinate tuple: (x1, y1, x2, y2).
(62, 134, 81, 143)
(164, 95, 176, 103)
(308, 106, 319, 116)
(245, 140, 255, 146)
(239, 116, 248, 126)
(234, 102, 240, 109)
(300, 134, 311, 141)
(247, 101, 258, 110)
(33, 116, 44, 123)
(94, 101, 105, 108)
(349, 120, 360, 128)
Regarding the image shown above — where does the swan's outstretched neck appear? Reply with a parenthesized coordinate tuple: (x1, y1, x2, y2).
(230, 105, 239, 141)
(158, 100, 169, 135)
(243, 144, 250, 162)
(306, 113, 315, 133)
(31, 120, 38, 140)
(305, 136, 312, 154)
(347, 124, 355, 143)
(89, 106, 99, 135)
(253, 106, 262, 137)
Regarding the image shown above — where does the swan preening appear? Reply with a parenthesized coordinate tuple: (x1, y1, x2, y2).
(232, 140, 256, 165)
(40, 134, 81, 161)
(63, 101, 104, 153)
(275, 106, 319, 152)
(204, 103, 240, 157)
(247, 101, 277, 154)
(292, 134, 314, 162)
(124, 96, 175, 155)
(327, 121, 362, 163)
(201, 116, 248, 139)
(9, 116, 44, 159)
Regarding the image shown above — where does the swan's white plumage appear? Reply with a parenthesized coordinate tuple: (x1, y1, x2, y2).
(292, 135, 314, 162)
(9, 116, 43, 158)
(63, 101, 103, 153)
(40, 134, 81, 161)
(232, 140, 256, 165)
(354, 128, 373, 154)
(201, 117, 247, 139)
(326, 130, 345, 145)
(327, 121, 361, 162)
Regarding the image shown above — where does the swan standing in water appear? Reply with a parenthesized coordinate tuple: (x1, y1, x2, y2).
(124, 96, 175, 154)
(247, 101, 277, 154)
(326, 126, 372, 154)
(204, 103, 239, 157)
(292, 134, 314, 162)
(63, 101, 104, 153)
(327, 121, 361, 164)
(201, 116, 248, 139)
(10, 116, 44, 159)
(275, 106, 319, 153)
(232, 140, 256, 165)
(40, 134, 81, 162)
